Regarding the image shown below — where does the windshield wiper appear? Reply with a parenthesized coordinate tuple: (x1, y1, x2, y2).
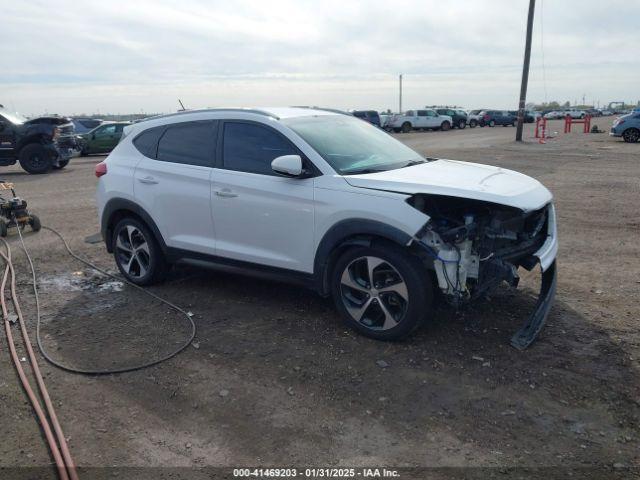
(342, 167, 390, 175)
(403, 159, 427, 167)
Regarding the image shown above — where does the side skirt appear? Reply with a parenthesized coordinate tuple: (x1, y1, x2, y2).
(167, 248, 318, 292)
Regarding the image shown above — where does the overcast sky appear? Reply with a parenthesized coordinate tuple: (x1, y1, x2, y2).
(1, 0, 638, 116)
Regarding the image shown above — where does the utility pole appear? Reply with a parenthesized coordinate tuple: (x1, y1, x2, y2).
(516, 0, 536, 141)
(399, 74, 403, 113)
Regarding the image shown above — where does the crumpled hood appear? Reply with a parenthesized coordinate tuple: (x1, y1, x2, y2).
(344, 159, 552, 211)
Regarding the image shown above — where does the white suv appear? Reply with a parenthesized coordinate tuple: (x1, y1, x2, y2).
(96, 107, 558, 348)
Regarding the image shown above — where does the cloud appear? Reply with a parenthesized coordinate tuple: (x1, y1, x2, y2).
(1, 0, 638, 115)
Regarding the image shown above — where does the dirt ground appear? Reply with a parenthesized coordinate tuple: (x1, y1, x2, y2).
(0, 119, 638, 479)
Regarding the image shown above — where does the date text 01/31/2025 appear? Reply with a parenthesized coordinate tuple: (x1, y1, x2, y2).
(233, 468, 401, 478)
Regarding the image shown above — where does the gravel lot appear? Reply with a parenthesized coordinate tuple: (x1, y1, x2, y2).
(0, 119, 638, 479)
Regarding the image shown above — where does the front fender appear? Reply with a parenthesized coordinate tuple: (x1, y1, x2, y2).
(313, 218, 413, 295)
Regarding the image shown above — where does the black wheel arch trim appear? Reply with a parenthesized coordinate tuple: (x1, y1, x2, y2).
(314, 218, 413, 295)
(101, 198, 168, 254)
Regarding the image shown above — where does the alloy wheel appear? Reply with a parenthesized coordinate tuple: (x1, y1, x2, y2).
(339, 256, 409, 331)
(623, 129, 639, 143)
(115, 225, 151, 278)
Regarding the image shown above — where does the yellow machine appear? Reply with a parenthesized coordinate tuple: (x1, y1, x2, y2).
(0, 181, 40, 237)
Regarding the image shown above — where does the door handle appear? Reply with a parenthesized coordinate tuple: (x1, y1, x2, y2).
(215, 189, 238, 198)
(138, 176, 158, 185)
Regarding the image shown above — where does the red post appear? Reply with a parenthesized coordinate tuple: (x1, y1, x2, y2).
(564, 114, 572, 133)
(584, 114, 591, 133)
(535, 117, 547, 138)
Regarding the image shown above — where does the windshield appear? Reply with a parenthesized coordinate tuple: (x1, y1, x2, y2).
(283, 115, 424, 175)
(0, 109, 26, 125)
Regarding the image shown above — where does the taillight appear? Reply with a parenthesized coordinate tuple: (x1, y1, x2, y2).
(95, 162, 107, 178)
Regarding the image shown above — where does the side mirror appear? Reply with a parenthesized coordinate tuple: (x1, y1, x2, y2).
(271, 155, 304, 177)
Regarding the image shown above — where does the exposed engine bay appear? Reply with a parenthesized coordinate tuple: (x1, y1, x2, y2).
(409, 194, 557, 349)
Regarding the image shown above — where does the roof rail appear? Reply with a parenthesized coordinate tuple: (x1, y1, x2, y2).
(290, 106, 352, 116)
(134, 108, 280, 124)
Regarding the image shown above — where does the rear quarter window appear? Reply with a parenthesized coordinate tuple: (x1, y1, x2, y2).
(133, 126, 166, 159)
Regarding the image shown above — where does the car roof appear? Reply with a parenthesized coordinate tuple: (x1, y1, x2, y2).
(124, 107, 351, 137)
(139, 107, 346, 123)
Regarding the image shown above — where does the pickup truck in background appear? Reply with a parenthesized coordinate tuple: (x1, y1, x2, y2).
(387, 109, 453, 133)
(0, 108, 74, 173)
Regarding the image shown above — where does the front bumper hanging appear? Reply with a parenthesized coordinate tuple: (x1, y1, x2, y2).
(510, 260, 557, 350)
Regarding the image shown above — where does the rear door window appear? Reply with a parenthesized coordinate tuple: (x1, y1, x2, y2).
(156, 121, 217, 167)
(222, 122, 297, 176)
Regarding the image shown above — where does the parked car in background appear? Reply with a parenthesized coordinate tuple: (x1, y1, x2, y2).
(96, 106, 557, 347)
(79, 121, 130, 156)
(600, 109, 613, 116)
(544, 111, 565, 120)
(435, 108, 467, 129)
(466, 109, 484, 128)
(610, 112, 640, 143)
(479, 110, 516, 127)
(352, 110, 381, 127)
(564, 109, 587, 119)
(526, 110, 541, 122)
(508, 110, 537, 123)
(388, 109, 453, 133)
(586, 109, 602, 117)
(72, 117, 103, 134)
(25, 115, 81, 156)
(0, 108, 72, 173)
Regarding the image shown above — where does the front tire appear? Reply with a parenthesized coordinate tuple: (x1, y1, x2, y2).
(401, 122, 412, 133)
(457, 120, 466, 129)
(18, 144, 53, 174)
(331, 245, 433, 341)
(53, 159, 69, 170)
(112, 217, 167, 285)
(622, 128, 640, 143)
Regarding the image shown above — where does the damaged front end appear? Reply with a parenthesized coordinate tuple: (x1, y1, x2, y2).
(409, 194, 558, 349)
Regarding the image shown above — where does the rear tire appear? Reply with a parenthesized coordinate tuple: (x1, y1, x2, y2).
(29, 214, 41, 232)
(18, 144, 53, 174)
(331, 244, 433, 341)
(112, 217, 167, 285)
(622, 128, 640, 143)
(401, 122, 412, 133)
(457, 120, 466, 129)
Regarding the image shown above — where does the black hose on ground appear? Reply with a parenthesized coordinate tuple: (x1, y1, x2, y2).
(15, 224, 196, 375)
